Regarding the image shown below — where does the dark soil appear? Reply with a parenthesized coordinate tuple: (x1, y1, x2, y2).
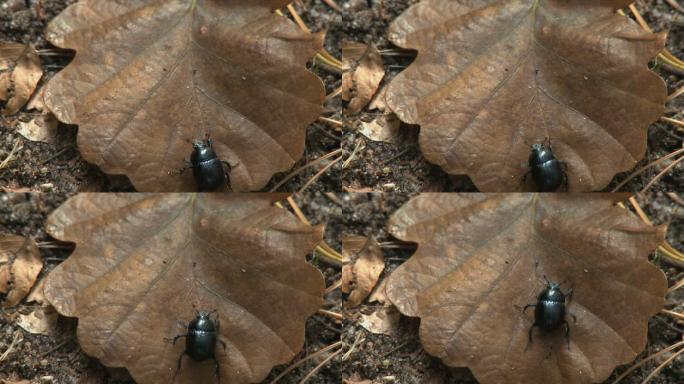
(0, 0, 341, 194)
(0, 192, 341, 384)
(337, 192, 684, 384)
(338, 0, 684, 193)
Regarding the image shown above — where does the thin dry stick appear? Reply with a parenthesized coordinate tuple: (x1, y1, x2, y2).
(661, 309, 684, 321)
(666, 192, 684, 206)
(0, 139, 21, 170)
(641, 153, 684, 193)
(298, 155, 342, 193)
(667, 84, 684, 101)
(286, 4, 311, 33)
(612, 339, 684, 384)
(318, 116, 343, 128)
(342, 139, 364, 169)
(268, 341, 342, 384)
(0, 331, 22, 363)
(342, 332, 364, 361)
(611, 147, 684, 192)
(640, 343, 684, 384)
(667, 276, 684, 293)
(321, 0, 342, 12)
(317, 308, 343, 321)
(298, 347, 342, 384)
(661, 116, 684, 130)
(269, 149, 342, 192)
(665, 0, 684, 13)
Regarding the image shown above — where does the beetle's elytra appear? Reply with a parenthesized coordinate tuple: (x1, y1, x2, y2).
(524, 277, 574, 349)
(526, 139, 567, 192)
(170, 310, 226, 382)
(190, 138, 227, 192)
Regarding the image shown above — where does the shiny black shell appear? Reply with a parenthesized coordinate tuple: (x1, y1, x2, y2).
(191, 139, 226, 192)
(528, 143, 564, 192)
(185, 313, 218, 361)
(534, 283, 566, 331)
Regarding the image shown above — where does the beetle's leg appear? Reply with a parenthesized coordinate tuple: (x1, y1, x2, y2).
(174, 352, 186, 380)
(563, 320, 571, 350)
(168, 334, 187, 345)
(523, 304, 536, 313)
(570, 313, 577, 324)
(214, 357, 221, 384)
(565, 287, 574, 301)
(525, 323, 537, 351)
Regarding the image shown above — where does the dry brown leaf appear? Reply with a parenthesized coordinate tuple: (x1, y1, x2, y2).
(44, 194, 325, 384)
(368, 277, 388, 305)
(43, 1, 325, 192)
(358, 114, 401, 143)
(386, 194, 667, 384)
(346, 44, 385, 114)
(16, 113, 59, 143)
(0, 235, 43, 307)
(344, 236, 385, 307)
(358, 306, 400, 336)
(26, 276, 47, 305)
(368, 83, 389, 112)
(0, 42, 42, 115)
(17, 305, 58, 335)
(341, 41, 368, 102)
(385, 1, 667, 191)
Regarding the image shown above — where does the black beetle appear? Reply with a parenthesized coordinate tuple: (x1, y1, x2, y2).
(188, 138, 229, 192)
(525, 138, 567, 192)
(524, 277, 575, 349)
(170, 310, 226, 381)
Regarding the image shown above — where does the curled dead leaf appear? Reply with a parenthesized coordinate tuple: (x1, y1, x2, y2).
(44, 194, 325, 384)
(358, 306, 400, 337)
(342, 236, 385, 307)
(17, 305, 59, 335)
(386, 194, 667, 384)
(16, 114, 59, 143)
(342, 43, 385, 114)
(0, 42, 42, 115)
(0, 235, 43, 307)
(43, 1, 325, 192)
(386, 1, 667, 191)
(358, 114, 401, 143)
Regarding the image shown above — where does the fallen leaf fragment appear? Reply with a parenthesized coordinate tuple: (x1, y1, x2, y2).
(358, 114, 401, 143)
(16, 113, 58, 143)
(0, 42, 42, 115)
(343, 236, 385, 307)
(42, 1, 325, 192)
(386, 194, 667, 384)
(44, 194, 325, 384)
(343, 43, 385, 114)
(0, 235, 43, 307)
(385, 0, 667, 191)
(358, 306, 400, 336)
(17, 305, 58, 335)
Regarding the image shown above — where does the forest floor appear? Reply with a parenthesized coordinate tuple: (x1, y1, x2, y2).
(0, 192, 342, 384)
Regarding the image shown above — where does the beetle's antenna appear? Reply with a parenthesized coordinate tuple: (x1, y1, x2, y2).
(543, 275, 551, 286)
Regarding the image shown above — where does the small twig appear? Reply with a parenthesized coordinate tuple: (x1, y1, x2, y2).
(298, 155, 342, 193)
(342, 139, 364, 169)
(665, 0, 684, 13)
(0, 139, 22, 170)
(321, 0, 342, 12)
(269, 149, 342, 192)
(40, 146, 71, 165)
(640, 153, 684, 193)
(341, 332, 364, 361)
(317, 308, 343, 321)
(39, 338, 73, 357)
(0, 330, 22, 363)
(661, 309, 684, 321)
(298, 347, 342, 384)
(668, 84, 684, 101)
(666, 192, 684, 207)
(611, 147, 684, 192)
(268, 341, 342, 384)
(639, 343, 684, 384)
(661, 116, 684, 130)
(612, 340, 684, 384)
(318, 116, 343, 128)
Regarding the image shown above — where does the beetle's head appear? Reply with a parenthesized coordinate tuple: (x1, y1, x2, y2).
(547, 282, 560, 290)
(531, 143, 543, 152)
(192, 139, 209, 150)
